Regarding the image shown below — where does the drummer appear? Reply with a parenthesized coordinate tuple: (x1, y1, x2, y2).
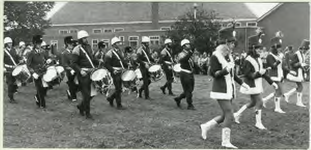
(94, 41, 107, 68)
(27, 35, 53, 109)
(4, 37, 23, 103)
(61, 36, 78, 102)
(124, 46, 140, 93)
(159, 38, 175, 96)
(104, 37, 128, 110)
(136, 36, 155, 100)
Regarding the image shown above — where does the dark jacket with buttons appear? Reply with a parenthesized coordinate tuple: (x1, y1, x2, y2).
(104, 48, 128, 73)
(71, 44, 98, 73)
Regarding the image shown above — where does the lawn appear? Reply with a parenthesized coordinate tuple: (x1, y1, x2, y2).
(3, 75, 309, 149)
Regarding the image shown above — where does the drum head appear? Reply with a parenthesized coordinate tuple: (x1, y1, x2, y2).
(135, 69, 142, 79)
(55, 66, 65, 73)
(12, 65, 23, 76)
(91, 69, 109, 81)
(122, 70, 136, 81)
(173, 64, 181, 73)
(43, 69, 58, 82)
(148, 65, 161, 72)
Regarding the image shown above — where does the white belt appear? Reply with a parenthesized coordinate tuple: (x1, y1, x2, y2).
(164, 61, 173, 65)
(180, 68, 192, 74)
(112, 67, 123, 70)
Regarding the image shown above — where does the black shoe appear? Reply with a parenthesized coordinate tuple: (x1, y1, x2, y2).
(168, 92, 175, 96)
(117, 105, 126, 110)
(160, 86, 166, 94)
(145, 97, 153, 100)
(86, 114, 94, 120)
(187, 105, 196, 110)
(174, 97, 181, 107)
(34, 96, 40, 107)
(77, 105, 85, 116)
(107, 97, 114, 107)
(9, 99, 17, 104)
(66, 90, 71, 100)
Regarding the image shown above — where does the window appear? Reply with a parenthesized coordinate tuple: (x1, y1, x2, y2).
(50, 40, 58, 50)
(119, 36, 125, 42)
(246, 22, 257, 27)
(129, 36, 139, 48)
(92, 39, 98, 49)
(59, 30, 68, 34)
(101, 39, 110, 47)
(235, 22, 241, 27)
(114, 28, 124, 32)
(93, 29, 102, 34)
(69, 29, 77, 34)
(149, 36, 160, 45)
(104, 28, 113, 33)
(160, 27, 171, 31)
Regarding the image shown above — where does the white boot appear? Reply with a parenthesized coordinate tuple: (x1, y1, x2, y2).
(255, 110, 267, 130)
(234, 105, 247, 124)
(296, 92, 306, 107)
(262, 93, 274, 108)
(274, 97, 286, 113)
(221, 127, 238, 149)
(200, 119, 218, 140)
(284, 88, 296, 103)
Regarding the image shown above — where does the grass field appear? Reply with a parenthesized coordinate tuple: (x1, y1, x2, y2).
(3, 75, 309, 149)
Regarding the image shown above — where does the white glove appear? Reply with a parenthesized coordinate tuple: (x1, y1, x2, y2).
(32, 73, 39, 79)
(70, 70, 75, 75)
(301, 63, 307, 67)
(259, 69, 266, 75)
(272, 82, 278, 89)
(241, 83, 250, 90)
(4, 68, 7, 73)
(46, 59, 52, 64)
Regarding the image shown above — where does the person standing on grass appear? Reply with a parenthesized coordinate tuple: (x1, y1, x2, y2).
(61, 36, 79, 102)
(173, 39, 196, 110)
(233, 33, 278, 130)
(283, 39, 309, 107)
(262, 31, 287, 113)
(200, 23, 250, 149)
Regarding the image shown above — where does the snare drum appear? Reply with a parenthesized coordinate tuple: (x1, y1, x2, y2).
(122, 70, 137, 88)
(135, 68, 142, 79)
(55, 66, 65, 79)
(173, 63, 181, 77)
(43, 66, 58, 83)
(148, 64, 164, 81)
(91, 68, 113, 92)
(12, 64, 31, 83)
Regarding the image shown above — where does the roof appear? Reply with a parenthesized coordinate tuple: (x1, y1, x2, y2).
(51, 2, 257, 25)
(257, 3, 283, 22)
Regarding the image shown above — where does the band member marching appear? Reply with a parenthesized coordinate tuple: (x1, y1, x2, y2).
(94, 41, 107, 68)
(71, 30, 99, 119)
(27, 35, 53, 109)
(104, 37, 128, 110)
(159, 38, 175, 96)
(262, 31, 286, 113)
(136, 36, 155, 100)
(61, 36, 78, 102)
(283, 39, 310, 107)
(173, 39, 196, 110)
(200, 24, 250, 149)
(233, 33, 278, 130)
(4, 37, 23, 103)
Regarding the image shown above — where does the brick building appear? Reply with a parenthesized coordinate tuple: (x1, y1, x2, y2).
(44, 2, 259, 52)
(257, 2, 310, 49)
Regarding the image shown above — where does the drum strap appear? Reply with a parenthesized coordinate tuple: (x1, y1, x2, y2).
(5, 49, 17, 66)
(112, 49, 125, 69)
(164, 48, 174, 63)
(80, 46, 95, 68)
(141, 48, 151, 64)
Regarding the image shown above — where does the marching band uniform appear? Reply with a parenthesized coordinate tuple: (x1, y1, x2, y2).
(71, 30, 99, 119)
(136, 36, 154, 99)
(159, 39, 175, 95)
(27, 35, 51, 108)
(61, 36, 78, 102)
(234, 33, 278, 130)
(284, 39, 310, 107)
(263, 32, 286, 113)
(94, 41, 106, 68)
(174, 39, 195, 110)
(4, 37, 21, 103)
(105, 37, 128, 109)
(200, 25, 249, 149)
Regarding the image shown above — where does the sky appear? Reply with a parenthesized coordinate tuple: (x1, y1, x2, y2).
(46, 2, 279, 19)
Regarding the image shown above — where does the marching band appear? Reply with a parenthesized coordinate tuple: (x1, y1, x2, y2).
(3, 25, 310, 148)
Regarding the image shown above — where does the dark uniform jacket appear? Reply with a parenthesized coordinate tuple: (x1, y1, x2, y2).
(136, 45, 154, 68)
(71, 44, 98, 73)
(61, 48, 74, 71)
(289, 50, 305, 75)
(178, 49, 194, 72)
(159, 47, 174, 66)
(4, 48, 20, 72)
(27, 48, 49, 75)
(266, 52, 283, 81)
(104, 48, 128, 73)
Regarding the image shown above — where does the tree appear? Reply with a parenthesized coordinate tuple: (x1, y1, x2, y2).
(164, 7, 222, 56)
(4, 1, 55, 45)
